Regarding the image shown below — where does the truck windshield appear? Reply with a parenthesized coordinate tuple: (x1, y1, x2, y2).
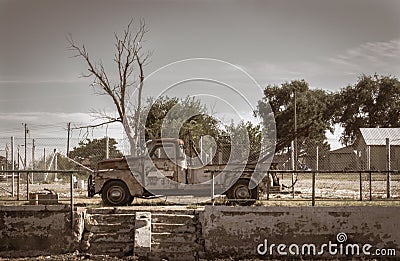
(178, 144, 185, 159)
(152, 144, 175, 159)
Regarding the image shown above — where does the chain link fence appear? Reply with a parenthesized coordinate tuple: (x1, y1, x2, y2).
(0, 135, 127, 200)
(1, 134, 400, 203)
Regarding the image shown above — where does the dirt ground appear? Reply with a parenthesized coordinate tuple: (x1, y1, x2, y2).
(1, 174, 400, 206)
(1, 170, 400, 207)
(0, 253, 382, 261)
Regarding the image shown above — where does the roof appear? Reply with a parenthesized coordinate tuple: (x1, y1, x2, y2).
(329, 146, 355, 154)
(359, 128, 400, 146)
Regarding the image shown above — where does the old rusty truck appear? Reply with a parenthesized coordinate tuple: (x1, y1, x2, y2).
(88, 138, 279, 206)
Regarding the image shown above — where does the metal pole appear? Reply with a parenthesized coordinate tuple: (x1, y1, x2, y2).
(43, 148, 46, 168)
(43, 148, 46, 181)
(54, 149, 58, 181)
(311, 172, 316, 206)
(359, 172, 362, 201)
(5, 145, 8, 171)
(26, 171, 29, 201)
(31, 139, 35, 183)
(291, 140, 295, 198)
(70, 172, 74, 229)
(24, 123, 27, 170)
(11, 136, 14, 197)
(17, 146, 20, 201)
(316, 146, 319, 171)
(266, 172, 270, 200)
(367, 146, 371, 170)
(386, 138, 391, 198)
(211, 171, 215, 206)
(105, 136, 109, 159)
(369, 171, 372, 201)
(294, 89, 297, 172)
(67, 122, 71, 158)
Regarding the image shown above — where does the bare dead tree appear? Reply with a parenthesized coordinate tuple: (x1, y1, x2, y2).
(67, 19, 151, 156)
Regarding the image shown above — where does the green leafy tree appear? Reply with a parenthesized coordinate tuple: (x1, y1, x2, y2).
(224, 121, 264, 163)
(68, 138, 123, 169)
(333, 74, 400, 145)
(144, 96, 223, 155)
(144, 96, 269, 164)
(257, 80, 334, 159)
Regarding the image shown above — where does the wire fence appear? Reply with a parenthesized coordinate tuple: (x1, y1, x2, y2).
(1, 135, 400, 205)
(1, 135, 399, 172)
(0, 136, 129, 173)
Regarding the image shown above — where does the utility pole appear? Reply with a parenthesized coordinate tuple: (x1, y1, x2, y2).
(67, 122, 71, 158)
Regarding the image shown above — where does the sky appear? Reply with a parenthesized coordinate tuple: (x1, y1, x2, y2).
(0, 0, 399, 151)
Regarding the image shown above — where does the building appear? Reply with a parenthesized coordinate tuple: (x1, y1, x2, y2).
(355, 128, 400, 170)
(323, 146, 357, 171)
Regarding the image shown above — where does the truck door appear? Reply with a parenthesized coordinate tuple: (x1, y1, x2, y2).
(143, 142, 186, 189)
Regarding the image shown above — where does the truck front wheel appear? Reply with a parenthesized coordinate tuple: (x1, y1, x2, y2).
(227, 179, 258, 206)
(101, 180, 132, 206)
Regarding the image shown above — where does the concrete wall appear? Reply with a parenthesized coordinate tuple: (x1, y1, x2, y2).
(1, 205, 399, 259)
(0, 205, 85, 257)
(200, 206, 400, 259)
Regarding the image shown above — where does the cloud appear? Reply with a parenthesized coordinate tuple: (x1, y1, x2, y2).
(0, 78, 90, 85)
(247, 39, 400, 91)
(0, 111, 125, 140)
(326, 39, 400, 76)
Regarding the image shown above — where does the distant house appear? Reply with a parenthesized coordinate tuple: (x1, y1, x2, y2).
(355, 128, 400, 170)
(323, 146, 357, 171)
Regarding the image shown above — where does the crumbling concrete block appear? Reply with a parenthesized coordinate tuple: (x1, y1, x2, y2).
(134, 211, 151, 257)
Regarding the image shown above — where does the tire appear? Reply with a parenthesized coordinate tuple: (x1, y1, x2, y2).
(227, 179, 258, 206)
(101, 180, 132, 206)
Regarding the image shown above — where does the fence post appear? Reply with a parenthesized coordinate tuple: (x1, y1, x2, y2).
(26, 171, 29, 201)
(105, 136, 109, 159)
(11, 136, 14, 197)
(17, 145, 20, 200)
(70, 172, 74, 229)
(54, 149, 58, 181)
(266, 171, 270, 201)
(386, 138, 391, 199)
(291, 140, 295, 198)
(369, 171, 372, 201)
(43, 148, 47, 181)
(311, 172, 316, 206)
(31, 139, 35, 183)
(359, 172, 362, 201)
(211, 171, 215, 206)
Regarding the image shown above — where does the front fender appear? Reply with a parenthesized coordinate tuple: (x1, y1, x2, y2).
(94, 170, 144, 197)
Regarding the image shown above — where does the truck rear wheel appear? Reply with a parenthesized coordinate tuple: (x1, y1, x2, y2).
(101, 180, 132, 206)
(227, 179, 258, 206)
